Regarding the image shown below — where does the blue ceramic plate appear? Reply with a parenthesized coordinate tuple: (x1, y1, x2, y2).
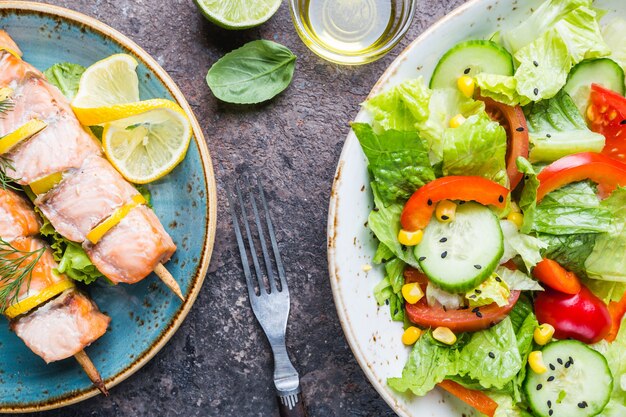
(0, 2, 217, 412)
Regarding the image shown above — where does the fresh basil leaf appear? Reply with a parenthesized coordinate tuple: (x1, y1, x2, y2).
(43, 62, 86, 100)
(524, 91, 605, 162)
(538, 233, 597, 278)
(352, 123, 435, 206)
(206, 40, 296, 104)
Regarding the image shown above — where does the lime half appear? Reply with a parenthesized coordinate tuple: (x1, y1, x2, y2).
(194, 0, 281, 30)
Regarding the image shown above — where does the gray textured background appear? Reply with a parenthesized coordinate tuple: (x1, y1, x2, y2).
(23, 0, 467, 416)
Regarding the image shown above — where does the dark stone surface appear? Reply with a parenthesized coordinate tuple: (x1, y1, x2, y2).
(24, 1, 467, 416)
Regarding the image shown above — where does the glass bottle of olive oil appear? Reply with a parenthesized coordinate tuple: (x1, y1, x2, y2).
(299, 0, 395, 58)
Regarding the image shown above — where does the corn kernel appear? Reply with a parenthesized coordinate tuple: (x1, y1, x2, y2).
(457, 76, 476, 98)
(402, 326, 422, 345)
(436, 200, 456, 223)
(528, 351, 548, 374)
(507, 212, 524, 229)
(398, 229, 423, 246)
(433, 327, 457, 345)
(449, 114, 467, 128)
(533, 323, 555, 346)
(402, 282, 424, 305)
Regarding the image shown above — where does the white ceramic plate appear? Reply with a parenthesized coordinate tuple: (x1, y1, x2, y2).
(327, 0, 625, 416)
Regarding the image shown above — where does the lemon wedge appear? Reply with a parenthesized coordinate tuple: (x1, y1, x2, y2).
(87, 194, 147, 244)
(4, 279, 75, 319)
(0, 119, 47, 155)
(102, 100, 192, 184)
(71, 54, 140, 125)
(29, 172, 64, 195)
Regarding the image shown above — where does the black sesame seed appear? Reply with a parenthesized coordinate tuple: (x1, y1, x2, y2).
(440, 237, 448, 243)
(582, 401, 588, 408)
(464, 68, 471, 74)
(516, 127, 525, 132)
(495, 276, 502, 282)
(475, 289, 482, 294)
(474, 264, 482, 270)
(536, 384, 542, 391)
(525, 175, 530, 180)
(476, 311, 483, 318)
(621, 119, 626, 125)
(534, 88, 539, 96)
(578, 403, 585, 409)
(393, 309, 398, 315)
(443, 305, 447, 312)
(546, 133, 552, 138)
(472, 307, 480, 313)
(373, 207, 379, 212)
(565, 361, 571, 368)
(458, 201, 466, 205)
(498, 195, 504, 203)
(469, 294, 477, 299)
(557, 358, 563, 365)
(549, 410, 553, 416)
(569, 356, 574, 365)
(418, 256, 426, 262)
(385, 299, 389, 305)
(441, 215, 449, 220)
(427, 199, 433, 206)
(547, 400, 552, 408)
(547, 376, 555, 382)
(549, 364, 555, 371)
(488, 352, 495, 359)
(533, 60, 539, 67)
(441, 251, 448, 259)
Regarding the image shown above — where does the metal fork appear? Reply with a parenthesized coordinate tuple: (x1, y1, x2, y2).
(228, 176, 307, 417)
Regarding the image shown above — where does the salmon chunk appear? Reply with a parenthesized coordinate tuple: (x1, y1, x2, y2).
(0, 189, 40, 239)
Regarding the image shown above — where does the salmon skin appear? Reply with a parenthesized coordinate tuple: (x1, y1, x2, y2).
(0, 31, 178, 286)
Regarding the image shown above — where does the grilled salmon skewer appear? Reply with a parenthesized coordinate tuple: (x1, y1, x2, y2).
(0, 32, 182, 299)
(0, 188, 110, 394)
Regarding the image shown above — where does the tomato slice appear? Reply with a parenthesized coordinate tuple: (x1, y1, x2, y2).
(588, 83, 626, 161)
(437, 380, 498, 417)
(532, 259, 581, 295)
(536, 152, 626, 201)
(482, 97, 529, 189)
(400, 176, 509, 231)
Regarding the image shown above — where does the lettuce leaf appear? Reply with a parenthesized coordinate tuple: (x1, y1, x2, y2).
(586, 187, 626, 282)
(500, 219, 546, 270)
(496, 266, 544, 291)
(538, 233, 597, 278)
(490, 393, 534, 417)
(426, 283, 465, 310)
(523, 91, 605, 163)
(43, 62, 86, 100)
(442, 112, 508, 186)
(466, 274, 511, 308)
(352, 123, 434, 206)
(602, 18, 626, 76)
(362, 77, 431, 132)
(475, 74, 531, 107)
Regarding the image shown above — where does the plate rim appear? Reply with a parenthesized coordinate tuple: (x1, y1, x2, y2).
(327, 0, 493, 416)
(0, 1, 217, 413)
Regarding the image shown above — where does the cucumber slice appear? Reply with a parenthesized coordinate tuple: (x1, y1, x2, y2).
(564, 58, 625, 116)
(415, 202, 503, 293)
(430, 40, 514, 89)
(524, 341, 613, 417)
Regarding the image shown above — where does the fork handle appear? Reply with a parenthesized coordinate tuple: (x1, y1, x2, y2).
(278, 391, 307, 417)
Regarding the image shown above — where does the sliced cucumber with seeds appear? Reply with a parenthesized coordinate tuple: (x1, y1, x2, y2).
(414, 202, 503, 293)
(430, 40, 514, 89)
(524, 341, 612, 417)
(564, 58, 625, 116)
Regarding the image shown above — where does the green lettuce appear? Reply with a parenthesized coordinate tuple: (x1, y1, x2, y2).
(524, 91, 605, 163)
(517, 158, 539, 233)
(362, 77, 431, 132)
(352, 123, 434, 206)
(43, 62, 86, 100)
(584, 279, 626, 304)
(475, 74, 531, 107)
(500, 219, 546, 271)
(373, 242, 394, 264)
(586, 187, 626, 282)
(496, 266, 544, 291)
(442, 112, 508, 186)
(531, 181, 612, 235)
(538, 233, 597, 278)
(465, 274, 510, 308)
(602, 18, 626, 74)
(490, 393, 534, 417)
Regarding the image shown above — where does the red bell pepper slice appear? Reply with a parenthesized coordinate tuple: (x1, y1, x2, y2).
(536, 152, 626, 201)
(400, 176, 510, 231)
(606, 292, 626, 342)
(532, 259, 581, 295)
(437, 380, 498, 417)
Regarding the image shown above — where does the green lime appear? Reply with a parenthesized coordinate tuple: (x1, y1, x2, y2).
(194, 0, 282, 30)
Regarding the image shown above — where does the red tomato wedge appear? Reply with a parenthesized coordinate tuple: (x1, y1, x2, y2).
(532, 259, 581, 295)
(535, 285, 611, 344)
(588, 83, 626, 161)
(438, 380, 498, 417)
(606, 292, 626, 342)
(400, 176, 509, 231)
(536, 152, 626, 201)
(482, 97, 529, 190)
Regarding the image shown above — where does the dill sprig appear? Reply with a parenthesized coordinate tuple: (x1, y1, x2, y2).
(0, 238, 45, 312)
(0, 98, 14, 117)
(0, 156, 20, 191)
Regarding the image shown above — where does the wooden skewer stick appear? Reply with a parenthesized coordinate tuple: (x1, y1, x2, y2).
(74, 349, 108, 396)
(154, 263, 184, 301)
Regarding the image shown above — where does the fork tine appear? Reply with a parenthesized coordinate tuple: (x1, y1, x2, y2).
(256, 177, 288, 292)
(244, 175, 278, 294)
(227, 189, 256, 299)
(235, 179, 267, 295)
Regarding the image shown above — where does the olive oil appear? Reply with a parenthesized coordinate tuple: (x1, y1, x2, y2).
(300, 0, 395, 56)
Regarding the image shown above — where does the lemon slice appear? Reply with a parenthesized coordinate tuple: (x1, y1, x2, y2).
(0, 119, 47, 154)
(72, 54, 140, 125)
(87, 194, 146, 244)
(29, 172, 65, 195)
(4, 280, 75, 319)
(194, 0, 281, 30)
(102, 100, 192, 184)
